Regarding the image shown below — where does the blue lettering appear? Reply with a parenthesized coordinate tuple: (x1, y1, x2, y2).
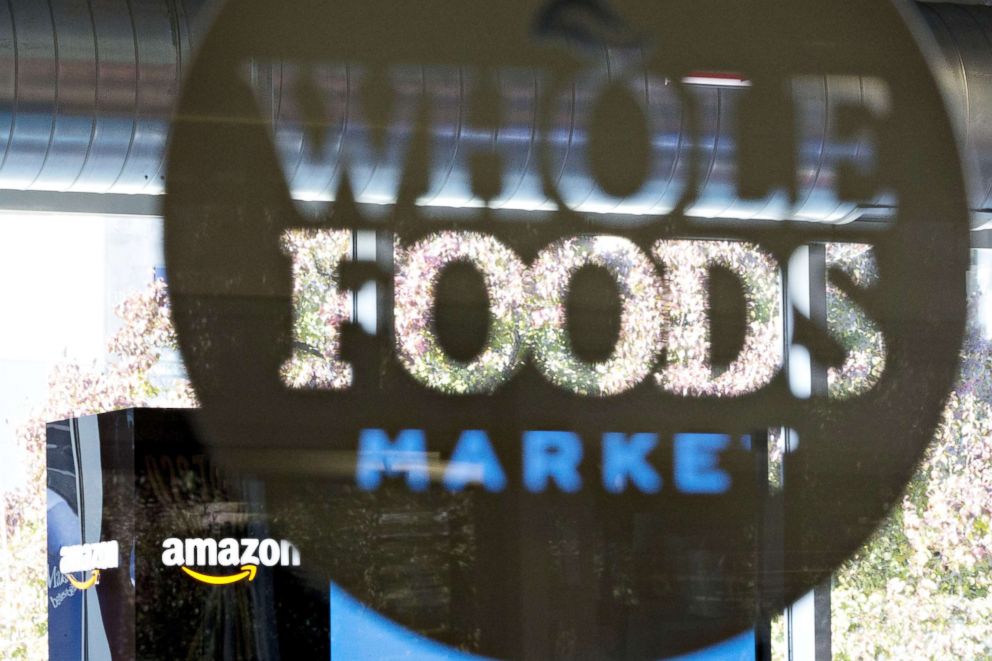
(674, 433, 732, 494)
(356, 429, 430, 491)
(523, 431, 582, 493)
(443, 430, 507, 492)
(602, 433, 662, 494)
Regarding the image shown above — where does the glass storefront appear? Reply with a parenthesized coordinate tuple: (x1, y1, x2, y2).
(1, 1, 991, 659)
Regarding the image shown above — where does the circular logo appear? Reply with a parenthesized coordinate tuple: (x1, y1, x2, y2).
(165, 0, 969, 656)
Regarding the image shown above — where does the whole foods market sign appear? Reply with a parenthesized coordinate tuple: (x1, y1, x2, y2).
(164, 0, 970, 656)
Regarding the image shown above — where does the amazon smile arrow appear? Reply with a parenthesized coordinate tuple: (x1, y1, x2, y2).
(180, 565, 258, 585)
(65, 569, 100, 590)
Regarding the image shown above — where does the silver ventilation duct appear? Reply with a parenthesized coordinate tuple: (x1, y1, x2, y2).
(0, 0, 204, 195)
(922, 3, 992, 218)
(0, 1, 987, 223)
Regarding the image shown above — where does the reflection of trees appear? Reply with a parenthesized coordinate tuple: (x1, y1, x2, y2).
(826, 243, 886, 398)
(2, 279, 195, 659)
(281, 229, 354, 390)
(654, 239, 782, 397)
(6, 244, 990, 657)
(833, 298, 992, 658)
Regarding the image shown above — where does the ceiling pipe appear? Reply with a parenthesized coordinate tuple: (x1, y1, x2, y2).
(0, 0, 987, 224)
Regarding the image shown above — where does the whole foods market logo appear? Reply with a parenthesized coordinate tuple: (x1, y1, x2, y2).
(58, 541, 119, 590)
(162, 538, 301, 585)
(164, 0, 971, 657)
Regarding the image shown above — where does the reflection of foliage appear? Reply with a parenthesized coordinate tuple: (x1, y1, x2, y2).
(281, 229, 354, 389)
(0, 507, 45, 660)
(5, 238, 989, 658)
(653, 240, 782, 397)
(833, 307, 992, 659)
(766, 427, 784, 492)
(530, 235, 665, 396)
(395, 232, 529, 394)
(394, 233, 670, 396)
(400, 235, 785, 397)
(826, 243, 886, 398)
(816, 245, 990, 657)
(1, 279, 195, 660)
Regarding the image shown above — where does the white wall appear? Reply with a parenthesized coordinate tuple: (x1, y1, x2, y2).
(0, 213, 163, 493)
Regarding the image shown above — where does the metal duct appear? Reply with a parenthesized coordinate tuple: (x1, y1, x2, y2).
(919, 3, 992, 216)
(0, 1, 985, 222)
(0, 0, 206, 195)
(258, 60, 886, 222)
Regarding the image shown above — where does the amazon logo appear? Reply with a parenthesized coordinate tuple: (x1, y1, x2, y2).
(162, 537, 301, 585)
(59, 541, 119, 590)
